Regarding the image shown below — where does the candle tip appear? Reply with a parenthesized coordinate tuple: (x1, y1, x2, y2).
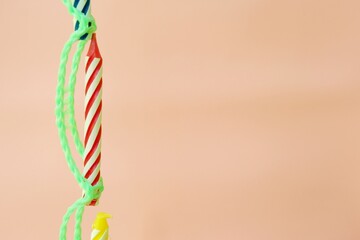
(87, 33, 102, 58)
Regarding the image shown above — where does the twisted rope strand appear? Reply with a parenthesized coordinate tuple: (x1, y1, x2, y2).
(67, 40, 86, 157)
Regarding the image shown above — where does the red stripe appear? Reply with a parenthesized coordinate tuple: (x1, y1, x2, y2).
(87, 34, 102, 58)
(85, 79, 102, 118)
(84, 101, 102, 146)
(88, 171, 101, 205)
(84, 126, 102, 165)
(85, 59, 102, 94)
(92, 171, 101, 186)
(85, 153, 101, 178)
(85, 55, 95, 72)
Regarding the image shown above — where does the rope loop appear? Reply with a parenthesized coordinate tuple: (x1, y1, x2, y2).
(75, 15, 97, 40)
(82, 177, 104, 204)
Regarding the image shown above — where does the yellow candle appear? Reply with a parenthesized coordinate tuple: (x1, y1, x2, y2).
(91, 213, 111, 240)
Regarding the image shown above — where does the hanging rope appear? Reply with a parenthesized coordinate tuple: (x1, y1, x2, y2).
(56, 0, 104, 239)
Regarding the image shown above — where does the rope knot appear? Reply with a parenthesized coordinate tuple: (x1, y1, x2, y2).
(75, 15, 97, 40)
(82, 177, 104, 205)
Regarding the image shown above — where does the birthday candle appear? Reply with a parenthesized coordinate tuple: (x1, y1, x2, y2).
(91, 213, 111, 240)
(84, 33, 103, 206)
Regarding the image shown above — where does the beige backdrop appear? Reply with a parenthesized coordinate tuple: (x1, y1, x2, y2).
(1, 0, 360, 239)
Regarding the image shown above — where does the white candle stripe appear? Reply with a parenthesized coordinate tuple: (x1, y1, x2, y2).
(85, 68, 102, 106)
(91, 229, 100, 239)
(91, 230, 108, 240)
(76, 0, 87, 13)
(85, 58, 101, 81)
(84, 115, 101, 156)
(83, 143, 101, 174)
(84, 91, 102, 132)
(99, 231, 108, 240)
(87, 160, 101, 184)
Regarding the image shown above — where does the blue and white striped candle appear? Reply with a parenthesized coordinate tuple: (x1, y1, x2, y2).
(73, 0, 91, 40)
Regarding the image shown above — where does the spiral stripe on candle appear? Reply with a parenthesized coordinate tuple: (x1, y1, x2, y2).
(74, 0, 91, 15)
(91, 229, 108, 240)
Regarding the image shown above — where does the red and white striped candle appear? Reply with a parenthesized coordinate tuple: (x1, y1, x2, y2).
(84, 33, 103, 206)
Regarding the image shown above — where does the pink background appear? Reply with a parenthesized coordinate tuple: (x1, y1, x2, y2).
(1, 0, 360, 239)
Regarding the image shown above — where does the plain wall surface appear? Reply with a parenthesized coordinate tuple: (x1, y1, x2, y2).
(1, 0, 360, 239)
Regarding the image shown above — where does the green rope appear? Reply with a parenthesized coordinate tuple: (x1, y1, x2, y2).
(56, 0, 103, 239)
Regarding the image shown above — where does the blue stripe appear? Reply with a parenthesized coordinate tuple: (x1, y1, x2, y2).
(73, 0, 80, 8)
(82, 0, 91, 14)
(75, 21, 80, 31)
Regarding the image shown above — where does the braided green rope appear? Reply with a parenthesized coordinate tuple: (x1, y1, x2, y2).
(56, 0, 103, 239)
